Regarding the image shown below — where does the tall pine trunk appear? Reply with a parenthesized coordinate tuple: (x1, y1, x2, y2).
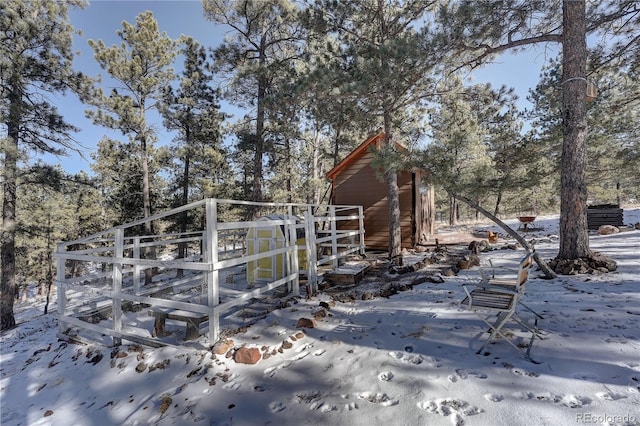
(4, 0, 19, 330)
(252, 44, 267, 214)
(177, 144, 190, 278)
(559, 0, 590, 260)
(383, 111, 401, 260)
(1, 80, 19, 330)
(140, 133, 155, 285)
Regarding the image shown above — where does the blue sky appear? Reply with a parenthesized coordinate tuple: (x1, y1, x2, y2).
(44, 0, 557, 175)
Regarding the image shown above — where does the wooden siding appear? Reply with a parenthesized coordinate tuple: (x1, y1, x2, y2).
(333, 152, 415, 249)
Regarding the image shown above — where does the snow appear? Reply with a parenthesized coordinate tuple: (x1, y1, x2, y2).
(2, 210, 640, 426)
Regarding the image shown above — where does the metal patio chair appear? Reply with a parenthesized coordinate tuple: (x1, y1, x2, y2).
(461, 251, 544, 362)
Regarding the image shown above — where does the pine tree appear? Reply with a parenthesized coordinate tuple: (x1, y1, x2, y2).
(85, 10, 176, 237)
(1, 0, 90, 330)
(306, 0, 440, 259)
(203, 0, 306, 209)
(160, 36, 227, 263)
(425, 77, 492, 225)
(14, 168, 100, 310)
(90, 137, 143, 226)
(436, 0, 639, 266)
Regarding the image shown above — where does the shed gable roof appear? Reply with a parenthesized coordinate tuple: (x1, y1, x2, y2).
(328, 131, 408, 180)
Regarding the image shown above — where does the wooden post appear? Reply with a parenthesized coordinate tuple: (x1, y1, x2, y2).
(305, 207, 318, 293)
(133, 237, 141, 295)
(204, 199, 219, 343)
(113, 228, 124, 346)
(358, 206, 365, 255)
(56, 243, 66, 335)
(286, 205, 300, 297)
(330, 205, 338, 268)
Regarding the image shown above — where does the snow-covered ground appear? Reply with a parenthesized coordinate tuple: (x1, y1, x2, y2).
(2, 209, 639, 426)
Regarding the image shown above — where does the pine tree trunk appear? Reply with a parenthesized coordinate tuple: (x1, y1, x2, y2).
(252, 51, 267, 211)
(312, 129, 320, 205)
(383, 116, 401, 260)
(1, 78, 19, 330)
(449, 195, 458, 226)
(253, 92, 265, 205)
(285, 137, 292, 203)
(177, 144, 190, 278)
(559, 0, 591, 260)
(494, 190, 503, 217)
(141, 134, 155, 285)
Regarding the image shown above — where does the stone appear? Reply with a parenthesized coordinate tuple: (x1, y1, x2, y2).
(442, 268, 457, 277)
(281, 340, 293, 350)
(211, 339, 234, 355)
(313, 309, 327, 320)
(296, 317, 317, 329)
(598, 225, 620, 235)
(319, 301, 335, 310)
(234, 347, 261, 365)
(591, 252, 617, 272)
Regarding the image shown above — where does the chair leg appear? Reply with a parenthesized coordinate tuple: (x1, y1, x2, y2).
(475, 311, 543, 363)
(476, 311, 514, 354)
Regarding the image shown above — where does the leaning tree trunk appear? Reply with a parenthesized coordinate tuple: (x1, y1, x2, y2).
(558, 0, 591, 260)
(454, 194, 557, 279)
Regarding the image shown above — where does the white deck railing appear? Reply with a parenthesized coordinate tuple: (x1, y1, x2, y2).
(55, 199, 364, 347)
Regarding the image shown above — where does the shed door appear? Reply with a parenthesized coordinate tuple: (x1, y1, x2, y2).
(255, 227, 282, 281)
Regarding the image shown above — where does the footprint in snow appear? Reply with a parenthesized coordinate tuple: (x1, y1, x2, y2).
(455, 369, 487, 380)
(264, 366, 278, 378)
(389, 350, 423, 365)
(223, 381, 241, 391)
(596, 390, 627, 401)
(264, 354, 307, 378)
(511, 368, 539, 377)
(356, 391, 399, 406)
(571, 371, 599, 381)
(269, 401, 286, 413)
(343, 401, 358, 411)
(378, 371, 394, 382)
(417, 397, 482, 424)
(484, 393, 504, 402)
(313, 348, 326, 356)
(513, 391, 591, 408)
(294, 391, 337, 412)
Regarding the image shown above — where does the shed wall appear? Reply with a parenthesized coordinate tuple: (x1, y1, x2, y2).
(333, 152, 414, 249)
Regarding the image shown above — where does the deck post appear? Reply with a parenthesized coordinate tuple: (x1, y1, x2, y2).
(56, 242, 67, 334)
(286, 205, 300, 296)
(358, 206, 365, 255)
(330, 205, 338, 268)
(113, 228, 124, 346)
(133, 236, 141, 295)
(204, 199, 219, 343)
(305, 207, 318, 293)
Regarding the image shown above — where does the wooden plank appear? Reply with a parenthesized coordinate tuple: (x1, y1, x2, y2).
(323, 261, 371, 285)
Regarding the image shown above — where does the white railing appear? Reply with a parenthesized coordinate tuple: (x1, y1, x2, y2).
(55, 199, 364, 347)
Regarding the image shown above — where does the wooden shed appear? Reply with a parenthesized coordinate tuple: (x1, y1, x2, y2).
(326, 132, 434, 250)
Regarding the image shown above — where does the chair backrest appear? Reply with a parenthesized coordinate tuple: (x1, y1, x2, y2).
(515, 251, 535, 290)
